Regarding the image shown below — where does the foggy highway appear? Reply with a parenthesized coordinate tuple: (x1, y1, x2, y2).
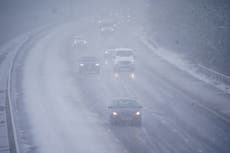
(1, 0, 230, 153)
(8, 20, 230, 153)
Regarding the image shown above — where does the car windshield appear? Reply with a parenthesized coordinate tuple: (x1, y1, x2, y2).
(80, 57, 99, 62)
(112, 99, 141, 108)
(100, 21, 115, 27)
(116, 50, 133, 57)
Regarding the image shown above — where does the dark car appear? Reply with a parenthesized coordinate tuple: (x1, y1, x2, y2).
(78, 56, 100, 74)
(72, 36, 88, 49)
(108, 99, 142, 126)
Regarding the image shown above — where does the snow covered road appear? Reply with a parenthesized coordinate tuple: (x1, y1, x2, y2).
(18, 23, 127, 153)
(9, 21, 230, 153)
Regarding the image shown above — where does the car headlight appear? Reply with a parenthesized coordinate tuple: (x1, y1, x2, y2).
(80, 63, 84, 66)
(95, 63, 100, 66)
(130, 73, 135, 79)
(135, 111, 141, 116)
(114, 73, 119, 78)
(112, 112, 118, 116)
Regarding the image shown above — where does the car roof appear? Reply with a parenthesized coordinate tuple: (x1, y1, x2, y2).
(99, 20, 115, 25)
(79, 56, 99, 62)
(111, 99, 141, 108)
(73, 35, 82, 39)
(114, 48, 133, 52)
(105, 49, 116, 53)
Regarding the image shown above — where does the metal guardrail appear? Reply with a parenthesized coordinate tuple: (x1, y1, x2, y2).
(4, 19, 88, 153)
(196, 64, 230, 86)
(142, 36, 230, 87)
(5, 24, 56, 153)
(6, 34, 30, 153)
(140, 36, 158, 50)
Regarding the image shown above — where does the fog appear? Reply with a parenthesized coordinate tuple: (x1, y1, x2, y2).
(1, 0, 230, 153)
(1, 0, 230, 74)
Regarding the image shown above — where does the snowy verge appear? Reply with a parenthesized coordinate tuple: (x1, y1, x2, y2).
(140, 36, 230, 94)
(5, 25, 56, 153)
(1, 32, 34, 153)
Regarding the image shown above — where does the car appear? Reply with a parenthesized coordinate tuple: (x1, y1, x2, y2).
(78, 56, 100, 74)
(101, 26, 115, 33)
(72, 36, 88, 49)
(98, 20, 116, 34)
(108, 98, 142, 126)
(112, 48, 135, 79)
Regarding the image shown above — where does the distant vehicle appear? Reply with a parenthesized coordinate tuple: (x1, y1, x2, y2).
(112, 48, 135, 79)
(108, 98, 142, 126)
(104, 49, 116, 64)
(72, 36, 88, 48)
(98, 20, 116, 34)
(78, 56, 100, 74)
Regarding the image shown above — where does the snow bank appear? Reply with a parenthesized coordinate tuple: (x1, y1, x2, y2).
(141, 36, 230, 94)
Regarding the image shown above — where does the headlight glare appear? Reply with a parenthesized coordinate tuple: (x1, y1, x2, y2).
(114, 73, 119, 78)
(135, 111, 141, 115)
(130, 73, 135, 79)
